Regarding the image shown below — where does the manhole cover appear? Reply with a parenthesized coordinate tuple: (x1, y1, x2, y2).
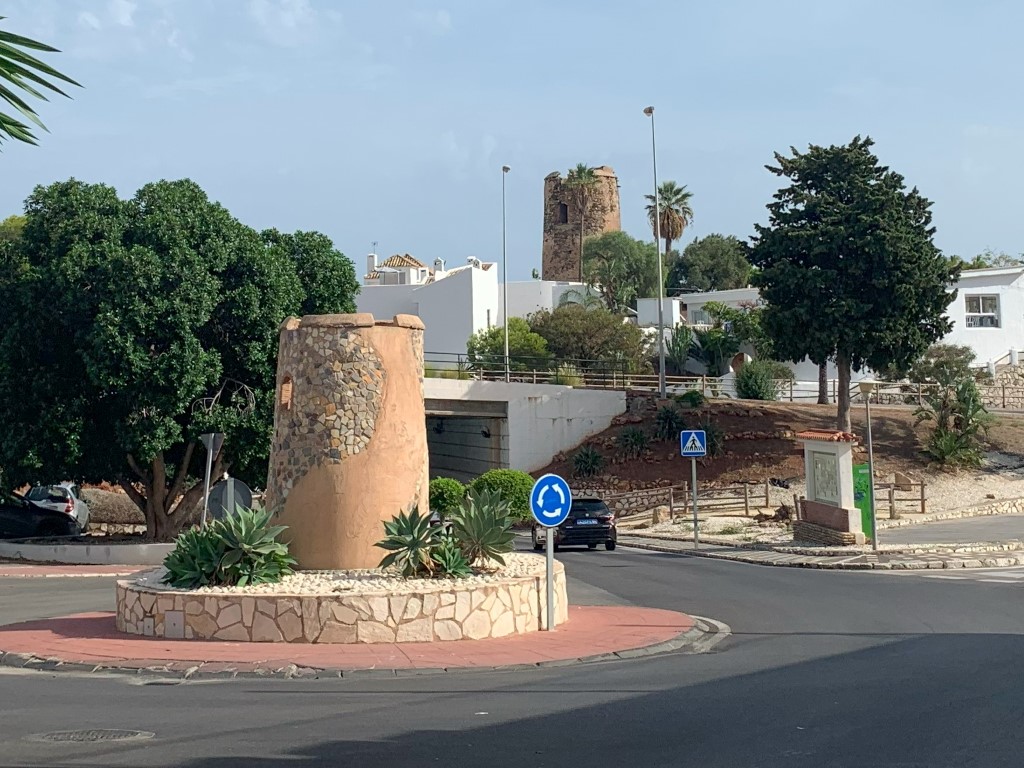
(27, 729, 155, 743)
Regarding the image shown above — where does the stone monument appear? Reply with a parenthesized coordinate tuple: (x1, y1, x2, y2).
(793, 430, 867, 546)
(541, 166, 621, 282)
(264, 313, 429, 569)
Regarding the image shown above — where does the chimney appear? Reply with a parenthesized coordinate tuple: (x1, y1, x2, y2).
(367, 253, 378, 276)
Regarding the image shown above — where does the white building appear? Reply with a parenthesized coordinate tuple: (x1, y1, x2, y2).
(637, 266, 1024, 383)
(356, 253, 591, 360)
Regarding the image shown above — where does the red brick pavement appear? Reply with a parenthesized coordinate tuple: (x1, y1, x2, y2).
(0, 606, 694, 672)
(0, 565, 144, 578)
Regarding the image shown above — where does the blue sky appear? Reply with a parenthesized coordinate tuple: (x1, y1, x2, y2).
(3, 0, 1022, 280)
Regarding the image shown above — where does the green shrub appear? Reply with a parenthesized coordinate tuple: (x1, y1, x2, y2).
(916, 378, 994, 467)
(375, 508, 441, 577)
(470, 469, 534, 520)
(735, 360, 794, 401)
(431, 533, 474, 578)
(448, 487, 516, 566)
(549, 363, 584, 386)
(618, 427, 649, 459)
(424, 364, 471, 380)
(654, 405, 685, 442)
(674, 389, 706, 408)
(699, 419, 725, 458)
(572, 445, 605, 478)
(162, 507, 297, 589)
(429, 477, 466, 518)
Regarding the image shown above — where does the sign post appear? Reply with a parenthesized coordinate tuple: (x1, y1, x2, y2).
(680, 430, 708, 549)
(198, 433, 225, 527)
(530, 473, 572, 631)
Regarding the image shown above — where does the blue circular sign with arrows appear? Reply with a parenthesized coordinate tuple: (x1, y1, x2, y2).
(530, 473, 573, 528)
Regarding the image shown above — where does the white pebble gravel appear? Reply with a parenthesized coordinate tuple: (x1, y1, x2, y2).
(136, 552, 546, 595)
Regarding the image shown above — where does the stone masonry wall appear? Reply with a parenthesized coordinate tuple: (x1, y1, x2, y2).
(793, 521, 859, 547)
(115, 565, 569, 643)
(541, 166, 621, 282)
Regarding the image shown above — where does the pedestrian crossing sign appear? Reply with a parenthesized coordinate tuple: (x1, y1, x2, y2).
(680, 430, 707, 457)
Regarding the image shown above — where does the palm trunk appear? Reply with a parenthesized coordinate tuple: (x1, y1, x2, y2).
(836, 352, 852, 433)
(578, 215, 585, 282)
(817, 362, 829, 404)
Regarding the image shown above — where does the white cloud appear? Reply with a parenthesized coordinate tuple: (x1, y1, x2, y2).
(249, 0, 316, 31)
(108, 0, 137, 27)
(78, 11, 102, 30)
(413, 8, 452, 35)
(166, 28, 194, 63)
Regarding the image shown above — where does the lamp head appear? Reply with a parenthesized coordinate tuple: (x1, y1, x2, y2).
(643, 106, 654, 116)
(858, 379, 877, 395)
(501, 165, 510, 173)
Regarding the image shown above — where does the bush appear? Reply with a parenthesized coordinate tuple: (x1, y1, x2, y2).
(618, 427, 649, 459)
(572, 445, 604, 478)
(654, 406, 685, 442)
(429, 477, 465, 518)
(448, 487, 516, 566)
(699, 419, 725, 458)
(735, 360, 794, 401)
(470, 469, 534, 520)
(916, 378, 994, 467)
(674, 389, 706, 408)
(549, 363, 584, 386)
(162, 507, 297, 589)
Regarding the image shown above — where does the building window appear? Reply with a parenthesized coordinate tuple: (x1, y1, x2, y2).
(280, 377, 293, 409)
(558, 203, 568, 224)
(687, 308, 711, 327)
(965, 295, 1000, 328)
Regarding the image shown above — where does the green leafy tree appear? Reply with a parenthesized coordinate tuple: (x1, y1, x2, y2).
(665, 324, 695, 375)
(529, 304, 650, 372)
(557, 287, 605, 310)
(0, 178, 357, 540)
(882, 343, 981, 386)
(692, 327, 740, 377)
(0, 19, 80, 146)
(581, 231, 661, 312)
(466, 317, 550, 371)
(703, 300, 773, 357)
(750, 136, 958, 432)
(668, 234, 751, 293)
(952, 248, 1024, 270)
(564, 163, 598, 280)
(261, 229, 358, 315)
(645, 180, 694, 257)
(0, 214, 24, 242)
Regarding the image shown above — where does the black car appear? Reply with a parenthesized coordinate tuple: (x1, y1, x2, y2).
(0, 491, 82, 540)
(532, 497, 617, 551)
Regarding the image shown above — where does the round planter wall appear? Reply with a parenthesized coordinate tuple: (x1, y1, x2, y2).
(115, 561, 568, 643)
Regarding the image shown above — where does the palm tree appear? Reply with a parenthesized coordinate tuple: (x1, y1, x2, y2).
(558, 287, 605, 311)
(0, 19, 80, 147)
(564, 164, 598, 281)
(645, 181, 694, 257)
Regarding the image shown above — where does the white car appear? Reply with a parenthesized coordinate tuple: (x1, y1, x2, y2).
(24, 483, 90, 530)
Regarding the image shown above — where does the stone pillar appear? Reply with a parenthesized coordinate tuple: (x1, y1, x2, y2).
(265, 313, 429, 570)
(795, 430, 864, 542)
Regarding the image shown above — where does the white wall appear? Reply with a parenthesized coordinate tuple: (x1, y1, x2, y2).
(423, 379, 626, 473)
(636, 298, 683, 328)
(355, 284, 418, 320)
(943, 268, 1024, 365)
(501, 280, 592, 323)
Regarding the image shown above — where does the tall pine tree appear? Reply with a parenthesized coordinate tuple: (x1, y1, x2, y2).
(750, 136, 959, 432)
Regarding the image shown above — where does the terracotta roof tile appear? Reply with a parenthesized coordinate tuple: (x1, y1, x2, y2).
(366, 253, 429, 280)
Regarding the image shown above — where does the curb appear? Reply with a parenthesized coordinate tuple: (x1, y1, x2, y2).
(0, 616, 730, 680)
(620, 538, 1024, 571)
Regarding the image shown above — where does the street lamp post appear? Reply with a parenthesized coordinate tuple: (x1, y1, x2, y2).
(502, 164, 511, 382)
(644, 106, 666, 399)
(858, 379, 879, 552)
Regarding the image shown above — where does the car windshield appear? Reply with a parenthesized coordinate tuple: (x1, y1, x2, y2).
(26, 486, 69, 503)
(571, 500, 609, 515)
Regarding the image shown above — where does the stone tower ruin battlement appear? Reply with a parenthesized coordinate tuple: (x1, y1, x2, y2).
(541, 166, 621, 282)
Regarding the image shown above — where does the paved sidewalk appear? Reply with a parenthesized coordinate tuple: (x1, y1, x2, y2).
(882, 513, 1024, 546)
(0, 564, 144, 578)
(0, 606, 727, 678)
(619, 534, 1024, 570)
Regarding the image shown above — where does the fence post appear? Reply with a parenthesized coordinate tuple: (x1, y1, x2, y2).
(1003, 385, 1007, 409)
(668, 487, 675, 521)
(793, 494, 801, 521)
(919, 482, 927, 515)
(743, 483, 750, 516)
(764, 478, 770, 508)
(682, 481, 689, 516)
(888, 486, 896, 519)
(789, 379, 794, 402)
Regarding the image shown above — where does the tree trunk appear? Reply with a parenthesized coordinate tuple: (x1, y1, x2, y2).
(125, 448, 225, 542)
(836, 352, 852, 433)
(817, 362, 829, 405)
(578, 214, 585, 282)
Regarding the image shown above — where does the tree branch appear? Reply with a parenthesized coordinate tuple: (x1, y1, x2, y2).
(165, 441, 196, 514)
(117, 478, 146, 511)
(126, 453, 150, 483)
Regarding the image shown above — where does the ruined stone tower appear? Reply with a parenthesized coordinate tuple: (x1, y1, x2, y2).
(541, 166, 621, 282)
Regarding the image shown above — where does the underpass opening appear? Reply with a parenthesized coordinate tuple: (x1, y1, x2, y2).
(426, 399, 508, 483)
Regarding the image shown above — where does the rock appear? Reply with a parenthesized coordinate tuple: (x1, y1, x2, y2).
(651, 505, 672, 525)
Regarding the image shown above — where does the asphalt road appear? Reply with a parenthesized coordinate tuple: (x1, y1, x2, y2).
(3, 546, 1024, 767)
(882, 512, 1024, 545)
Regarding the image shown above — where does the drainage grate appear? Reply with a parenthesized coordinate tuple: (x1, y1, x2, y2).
(28, 729, 155, 744)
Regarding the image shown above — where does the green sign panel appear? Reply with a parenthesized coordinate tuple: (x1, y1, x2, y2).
(853, 463, 874, 539)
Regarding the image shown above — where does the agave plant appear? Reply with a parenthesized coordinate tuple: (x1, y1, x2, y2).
(448, 487, 515, 566)
(376, 508, 442, 577)
(213, 506, 296, 587)
(162, 526, 223, 588)
(431, 533, 474, 578)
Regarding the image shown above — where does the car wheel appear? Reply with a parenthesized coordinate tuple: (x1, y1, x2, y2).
(587, 543, 598, 550)
(605, 540, 617, 551)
